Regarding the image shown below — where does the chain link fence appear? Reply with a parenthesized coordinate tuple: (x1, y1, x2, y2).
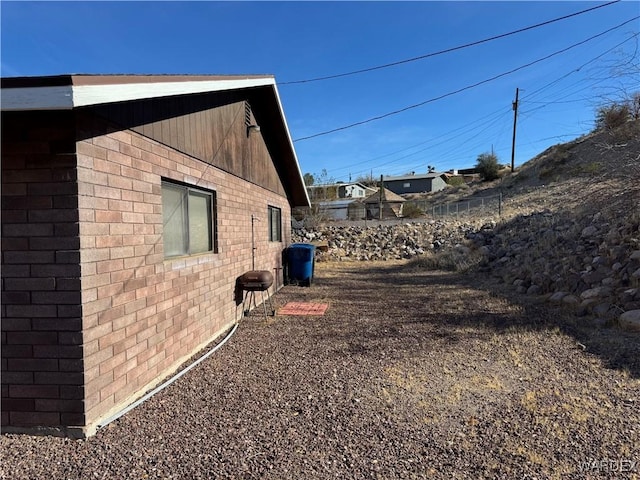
(293, 193, 504, 229)
(406, 193, 503, 218)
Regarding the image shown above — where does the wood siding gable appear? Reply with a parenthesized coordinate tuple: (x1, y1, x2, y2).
(86, 90, 287, 198)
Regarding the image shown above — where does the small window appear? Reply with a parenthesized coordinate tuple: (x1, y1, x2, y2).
(162, 180, 216, 258)
(268, 206, 282, 242)
(403, 182, 411, 188)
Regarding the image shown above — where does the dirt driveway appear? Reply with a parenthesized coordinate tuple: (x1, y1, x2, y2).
(2, 261, 639, 479)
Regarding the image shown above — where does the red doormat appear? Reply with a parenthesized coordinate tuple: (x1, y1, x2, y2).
(278, 302, 329, 316)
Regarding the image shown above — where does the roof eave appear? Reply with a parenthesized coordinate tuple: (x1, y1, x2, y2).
(270, 83, 310, 208)
(1, 74, 310, 208)
(1, 76, 277, 111)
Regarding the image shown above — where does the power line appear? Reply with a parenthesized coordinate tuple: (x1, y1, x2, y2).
(517, 34, 639, 119)
(522, 32, 639, 102)
(326, 106, 510, 176)
(281, 1, 621, 85)
(326, 33, 638, 179)
(293, 16, 639, 142)
(341, 109, 513, 178)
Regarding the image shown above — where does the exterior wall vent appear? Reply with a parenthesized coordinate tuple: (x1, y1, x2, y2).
(245, 101, 252, 126)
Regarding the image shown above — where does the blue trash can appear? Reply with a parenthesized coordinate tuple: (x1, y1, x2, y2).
(286, 243, 316, 286)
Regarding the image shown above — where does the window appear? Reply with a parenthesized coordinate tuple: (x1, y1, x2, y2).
(162, 180, 216, 258)
(268, 206, 282, 242)
(403, 182, 411, 188)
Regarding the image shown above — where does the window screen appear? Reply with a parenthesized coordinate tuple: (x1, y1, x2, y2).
(268, 206, 282, 242)
(162, 180, 216, 257)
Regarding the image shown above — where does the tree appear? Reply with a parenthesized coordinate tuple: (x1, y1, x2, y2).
(303, 173, 315, 186)
(355, 173, 376, 186)
(315, 168, 334, 185)
(475, 152, 500, 181)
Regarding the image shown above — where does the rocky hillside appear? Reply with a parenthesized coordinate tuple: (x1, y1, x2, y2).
(293, 122, 640, 329)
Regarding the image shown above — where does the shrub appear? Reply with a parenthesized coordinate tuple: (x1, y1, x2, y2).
(402, 203, 424, 218)
(408, 249, 483, 272)
(446, 176, 466, 187)
(574, 162, 602, 176)
(595, 102, 631, 131)
(475, 152, 500, 181)
(630, 92, 640, 121)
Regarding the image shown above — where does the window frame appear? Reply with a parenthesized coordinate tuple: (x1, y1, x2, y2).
(161, 179, 217, 258)
(268, 205, 282, 242)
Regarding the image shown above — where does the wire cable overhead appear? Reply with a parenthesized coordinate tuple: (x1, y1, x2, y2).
(293, 16, 639, 142)
(281, 0, 621, 85)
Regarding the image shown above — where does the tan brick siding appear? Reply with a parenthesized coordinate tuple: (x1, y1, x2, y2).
(77, 115, 291, 432)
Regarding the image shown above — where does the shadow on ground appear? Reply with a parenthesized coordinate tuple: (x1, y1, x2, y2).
(291, 261, 640, 378)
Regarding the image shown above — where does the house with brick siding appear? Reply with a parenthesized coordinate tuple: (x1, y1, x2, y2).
(1, 74, 310, 437)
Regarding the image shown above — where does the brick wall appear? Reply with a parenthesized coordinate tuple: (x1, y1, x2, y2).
(1, 111, 85, 434)
(77, 113, 291, 434)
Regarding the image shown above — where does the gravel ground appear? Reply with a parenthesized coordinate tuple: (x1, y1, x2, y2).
(2, 261, 639, 479)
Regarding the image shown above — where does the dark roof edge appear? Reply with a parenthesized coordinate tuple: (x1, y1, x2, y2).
(1, 74, 274, 89)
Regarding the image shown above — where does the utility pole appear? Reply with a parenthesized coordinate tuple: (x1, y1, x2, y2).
(379, 174, 384, 220)
(510, 87, 519, 173)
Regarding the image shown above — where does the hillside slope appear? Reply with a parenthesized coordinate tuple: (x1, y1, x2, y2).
(294, 122, 640, 325)
(469, 122, 640, 323)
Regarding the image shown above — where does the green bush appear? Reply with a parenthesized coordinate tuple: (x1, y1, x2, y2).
(446, 176, 466, 187)
(402, 203, 424, 218)
(476, 152, 500, 181)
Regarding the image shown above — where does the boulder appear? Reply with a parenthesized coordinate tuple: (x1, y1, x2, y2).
(580, 287, 612, 300)
(619, 310, 640, 332)
(581, 225, 598, 238)
(549, 291, 567, 302)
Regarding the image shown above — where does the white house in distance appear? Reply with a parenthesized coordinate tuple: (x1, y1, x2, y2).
(307, 181, 376, 202)
(307, 182, 376, 221)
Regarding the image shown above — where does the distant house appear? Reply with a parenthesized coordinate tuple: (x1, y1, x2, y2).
(1, 74, 309, 437)
(307, 182, 375, 221)
(316, 199, 366, 221)
(444, 171, 475, 184)
(337, 182, 377, 199)
(383, 172, 448, 195)
(307, 182, 376, 202)
(364, 188, 406, 219)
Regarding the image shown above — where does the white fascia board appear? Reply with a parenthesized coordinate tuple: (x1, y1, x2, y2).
(270, 83, 311, 207)
(1, 77, 275, 111)
(1, 86, 74, 111)
(72, 77, 276, 107)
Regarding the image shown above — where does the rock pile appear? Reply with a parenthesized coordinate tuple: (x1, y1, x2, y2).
(473, 209, 640, 322)
(293, 210, 640, 327)
(292, 219, 493, 262)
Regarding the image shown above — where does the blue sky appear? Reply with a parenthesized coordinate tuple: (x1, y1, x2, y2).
(2, 1, 638, 182)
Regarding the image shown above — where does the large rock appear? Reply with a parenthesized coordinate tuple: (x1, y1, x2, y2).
(619, 310, 640, 332)
(581, 225, 598, 238)
(549, 291, 567, 302)
(580, 287, 612, 300)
